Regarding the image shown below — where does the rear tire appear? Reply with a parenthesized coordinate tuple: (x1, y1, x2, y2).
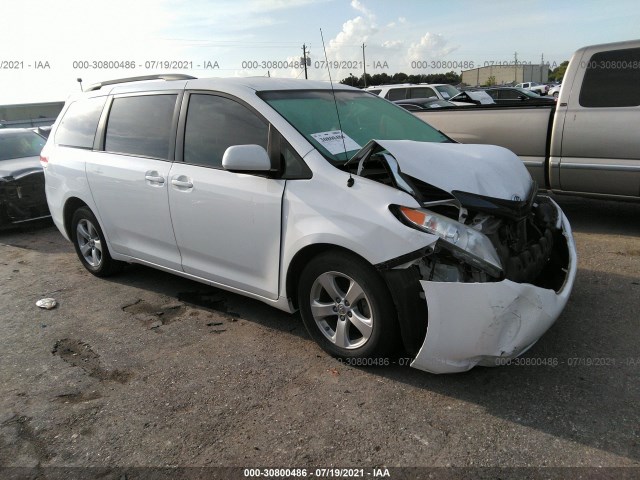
(298, 250, 399, 360)
(71, 207, 123, 277)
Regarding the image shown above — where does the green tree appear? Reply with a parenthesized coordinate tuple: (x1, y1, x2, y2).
(392, 72, 409, 83)
(549, 61, 569, 82)
(339, 70, 461, 87)
(484, 75, 497, 86)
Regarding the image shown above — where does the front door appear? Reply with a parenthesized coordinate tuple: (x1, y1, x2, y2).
(168, 93, 285, 299)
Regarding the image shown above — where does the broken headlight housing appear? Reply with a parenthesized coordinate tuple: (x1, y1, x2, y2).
(395, 206, 503, 278)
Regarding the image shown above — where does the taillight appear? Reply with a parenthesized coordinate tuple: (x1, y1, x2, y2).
(40, 154, 48, 168)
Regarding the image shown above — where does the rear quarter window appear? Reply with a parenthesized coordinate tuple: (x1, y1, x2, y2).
(579, 47, 640, 107)
(55, 97, 106, 149)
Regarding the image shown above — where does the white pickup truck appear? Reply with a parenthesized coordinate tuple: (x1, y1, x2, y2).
(415, 40, 640, 201)
(516, 82, 549, 95)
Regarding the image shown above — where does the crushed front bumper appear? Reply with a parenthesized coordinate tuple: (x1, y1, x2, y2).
(410, 198, 577, 374)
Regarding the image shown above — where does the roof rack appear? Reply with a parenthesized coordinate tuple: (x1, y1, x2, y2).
(86, 74, 197, 92)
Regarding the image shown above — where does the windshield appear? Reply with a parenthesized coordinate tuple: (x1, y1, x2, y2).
(260, 90, 449, 163)
(434, 85, 460, 99)
(0, 131, 46, 161)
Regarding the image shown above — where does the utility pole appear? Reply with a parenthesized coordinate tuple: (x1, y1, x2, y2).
(302, 44, 308, 80)
(541, 53, 544, 82)
(514, 51, 518, 83)
(362, 43, 367, 87)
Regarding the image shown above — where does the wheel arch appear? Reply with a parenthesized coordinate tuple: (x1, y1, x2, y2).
(63, 197, 90, 239)
(286, 243, 383, 311)
(286, 242, 429, 358)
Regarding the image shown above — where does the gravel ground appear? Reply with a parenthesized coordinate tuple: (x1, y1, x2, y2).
(0, 195, 638, 478)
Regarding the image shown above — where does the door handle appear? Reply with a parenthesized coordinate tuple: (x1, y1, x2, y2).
(145, 172, 165, 184)
(171, 178, 193, 188)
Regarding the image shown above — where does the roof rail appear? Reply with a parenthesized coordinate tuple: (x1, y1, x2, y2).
(86, 74, 197, 92)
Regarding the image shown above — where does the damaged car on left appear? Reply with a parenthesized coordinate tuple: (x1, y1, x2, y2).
(0, 128, 50, 227)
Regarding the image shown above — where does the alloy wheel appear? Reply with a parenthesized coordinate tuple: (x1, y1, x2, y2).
(76, 219, 103, 268)
(309, 271, 374, 349)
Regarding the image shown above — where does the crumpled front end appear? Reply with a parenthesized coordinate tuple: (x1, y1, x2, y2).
(351, 140, 577, 374)
(0, 171, 50, 227)
(408, 197, 576, 374)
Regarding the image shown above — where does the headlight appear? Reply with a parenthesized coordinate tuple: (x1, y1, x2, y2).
(397, 206, 503, 277)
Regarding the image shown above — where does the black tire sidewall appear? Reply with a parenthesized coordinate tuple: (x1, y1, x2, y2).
(298, 251, 398, 359)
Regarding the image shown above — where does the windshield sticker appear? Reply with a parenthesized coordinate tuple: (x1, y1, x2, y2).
(310, 130, 361, 155)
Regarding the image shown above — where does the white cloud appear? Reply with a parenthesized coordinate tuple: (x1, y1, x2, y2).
(382, 40, 403, 49)
(250, 0, 326, 10)
(351, 0, 374, 19)
(407, 32, 459, 62)
(329, 17, 377, 50)
(325, 0, 377, 66)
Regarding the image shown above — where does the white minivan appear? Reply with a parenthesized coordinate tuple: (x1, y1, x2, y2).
(42, 74, 577, 374)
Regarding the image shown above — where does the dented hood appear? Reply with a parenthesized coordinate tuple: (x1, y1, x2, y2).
(373, 140, 533, 201)
(0, 156, 43, 180)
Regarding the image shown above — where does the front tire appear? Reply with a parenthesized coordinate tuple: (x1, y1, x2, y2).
(71, 207, 123, 277)
(298, 250, 399, 359)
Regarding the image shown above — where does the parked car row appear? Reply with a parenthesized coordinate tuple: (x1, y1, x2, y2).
(365, 83, 462, 102)
(480, 87, 555, 105)
(367, 82, 558, 107)
(515, 82, 549, 95)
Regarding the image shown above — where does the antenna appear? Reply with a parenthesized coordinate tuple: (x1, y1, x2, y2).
(320, 28, 354, 187)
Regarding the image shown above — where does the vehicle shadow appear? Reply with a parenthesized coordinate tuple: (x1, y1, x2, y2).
(552, 194, 640, 236)
(0, 220, 72, 254)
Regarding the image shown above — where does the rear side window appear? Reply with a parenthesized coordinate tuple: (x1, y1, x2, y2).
(579, 47, 640, 107)
(105, 94, 177, 159)
(386, 88, 407, 101)
(501, 90, 520, 100)
(409, 87, 436, 99)
(183, 94, 268, 168)
(55, 97, 106, 149)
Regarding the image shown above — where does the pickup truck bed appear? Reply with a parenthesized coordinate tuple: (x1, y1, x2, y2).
(411, 39, 640, 201)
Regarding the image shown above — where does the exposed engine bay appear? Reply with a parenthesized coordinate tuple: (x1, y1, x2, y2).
(347, 140, 569, 292)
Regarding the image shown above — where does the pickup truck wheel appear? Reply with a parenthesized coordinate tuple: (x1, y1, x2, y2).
(71, 207, 123, 277)
(553, 92, 559, 99)
(298, 251, 399, 360)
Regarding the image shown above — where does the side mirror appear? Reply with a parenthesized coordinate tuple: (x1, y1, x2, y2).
(222, 145, 271, 172)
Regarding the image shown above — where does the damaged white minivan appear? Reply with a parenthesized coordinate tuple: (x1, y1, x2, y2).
(42, 75, 577, 374)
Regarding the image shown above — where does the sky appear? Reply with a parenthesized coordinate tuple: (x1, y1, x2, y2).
(0, 0, 638, 105)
